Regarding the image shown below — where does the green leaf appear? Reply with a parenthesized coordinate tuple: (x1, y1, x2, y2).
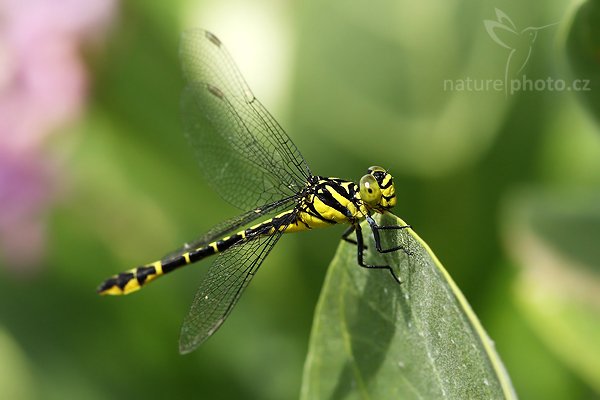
(301, 213, 515, 400)
(504, 190, 600, 394)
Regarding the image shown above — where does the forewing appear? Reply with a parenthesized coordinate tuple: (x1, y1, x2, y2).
(180, 29, 311, 210)
(179, 228, 286, 353)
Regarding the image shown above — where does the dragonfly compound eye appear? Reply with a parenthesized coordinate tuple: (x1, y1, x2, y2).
(359, 174, 382, 207)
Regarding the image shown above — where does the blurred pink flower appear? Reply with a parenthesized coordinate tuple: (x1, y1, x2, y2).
(0, 0, 117, 273)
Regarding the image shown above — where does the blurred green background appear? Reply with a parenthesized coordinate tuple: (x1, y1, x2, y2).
(1, 0, 599, 399)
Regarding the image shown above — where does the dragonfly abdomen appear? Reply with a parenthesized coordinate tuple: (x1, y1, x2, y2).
(97, 211, 296, 296)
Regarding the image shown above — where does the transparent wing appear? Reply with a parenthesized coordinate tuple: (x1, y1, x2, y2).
(180, 29, 312, 210)
(161, 195, 298, 263)
(179, 226, 288, 353)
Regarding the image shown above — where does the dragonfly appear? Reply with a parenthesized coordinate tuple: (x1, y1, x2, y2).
(97, 29, 410, 354)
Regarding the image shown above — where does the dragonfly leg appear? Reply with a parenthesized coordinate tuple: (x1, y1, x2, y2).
(341, 225, 358, 245)
(354, 222, 401, 283)
(365, 215, 412, 256)
(341, 224, 369, 249)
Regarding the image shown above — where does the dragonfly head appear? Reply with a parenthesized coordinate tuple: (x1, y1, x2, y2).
(359, 166, 397, 212)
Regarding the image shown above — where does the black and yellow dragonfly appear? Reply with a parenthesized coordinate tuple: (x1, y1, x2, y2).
(98, 30, 410, 354)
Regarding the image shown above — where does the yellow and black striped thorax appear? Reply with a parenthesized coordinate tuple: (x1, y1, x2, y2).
(283, 166, 397, 231)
